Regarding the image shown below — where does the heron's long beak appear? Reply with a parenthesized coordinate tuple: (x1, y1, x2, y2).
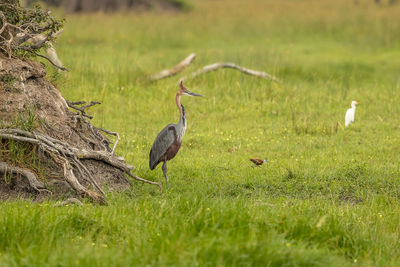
(185, 90, 204, 97)
(356, 101, 360, 104)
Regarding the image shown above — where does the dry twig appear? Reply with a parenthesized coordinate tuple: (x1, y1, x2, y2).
(66, 100, 101, 119)
(29, 49, 68, 72)
(180, 62, 279, 82)
(126, 172, 162, 192)
(96, 128, 120, 154)
(67, 100, 121, 154)
(151, 53, 196, 81)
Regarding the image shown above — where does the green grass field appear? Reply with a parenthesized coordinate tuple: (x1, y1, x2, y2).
(1, 0, 400, 265)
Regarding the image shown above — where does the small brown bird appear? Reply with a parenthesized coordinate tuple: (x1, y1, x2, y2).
(250, 158, 268, 167)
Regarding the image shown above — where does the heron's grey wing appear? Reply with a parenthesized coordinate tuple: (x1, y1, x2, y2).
(149, 124, 176, 170)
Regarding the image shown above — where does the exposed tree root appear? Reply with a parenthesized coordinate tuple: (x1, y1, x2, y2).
(151, 53, 196, 81)
(0, 128, 162, 203)
(65, 100, 161, 190)
(61, 160, 105, 205)
(126, 172, 162, 192)
(67, 100, 120, 154)
(0, 1, 151, 202)
(180, 62, 279, 82)
(66, 100, 101, 120)
(96, 128, 120, 154)
(0, 161, 51, 194)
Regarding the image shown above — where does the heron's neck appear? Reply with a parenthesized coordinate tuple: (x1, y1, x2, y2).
(176, 93, 182, 119)
(351, 104, 356, 109)
(176, 93, 186, 126)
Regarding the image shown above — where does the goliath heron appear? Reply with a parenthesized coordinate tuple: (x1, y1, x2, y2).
(345, 101, 360, 127)
(149, 81, 203, 187)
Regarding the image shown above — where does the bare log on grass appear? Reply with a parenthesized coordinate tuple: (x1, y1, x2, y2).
(151, 53, 196, 81)
(180, 62, 279, 82)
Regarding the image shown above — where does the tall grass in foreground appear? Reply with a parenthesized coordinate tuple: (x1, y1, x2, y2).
(1, 0, 400, 265)
(1, 195, 400, 266)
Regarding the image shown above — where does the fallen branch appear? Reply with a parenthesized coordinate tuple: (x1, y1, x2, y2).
(180, 62, 279, 82)
(151, 53, 196, 81)
(0, 161, 50, 193)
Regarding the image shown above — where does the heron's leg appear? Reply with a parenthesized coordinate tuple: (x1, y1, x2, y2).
(162, 161, 168, 188)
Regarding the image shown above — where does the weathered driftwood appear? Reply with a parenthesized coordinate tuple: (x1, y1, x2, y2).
(0, 128, 162, 203)
(151, 53, 196, 81)
(180, 62, 279, 82)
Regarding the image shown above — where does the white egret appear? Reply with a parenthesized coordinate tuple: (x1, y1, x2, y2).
(345, 101, 360, 127)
